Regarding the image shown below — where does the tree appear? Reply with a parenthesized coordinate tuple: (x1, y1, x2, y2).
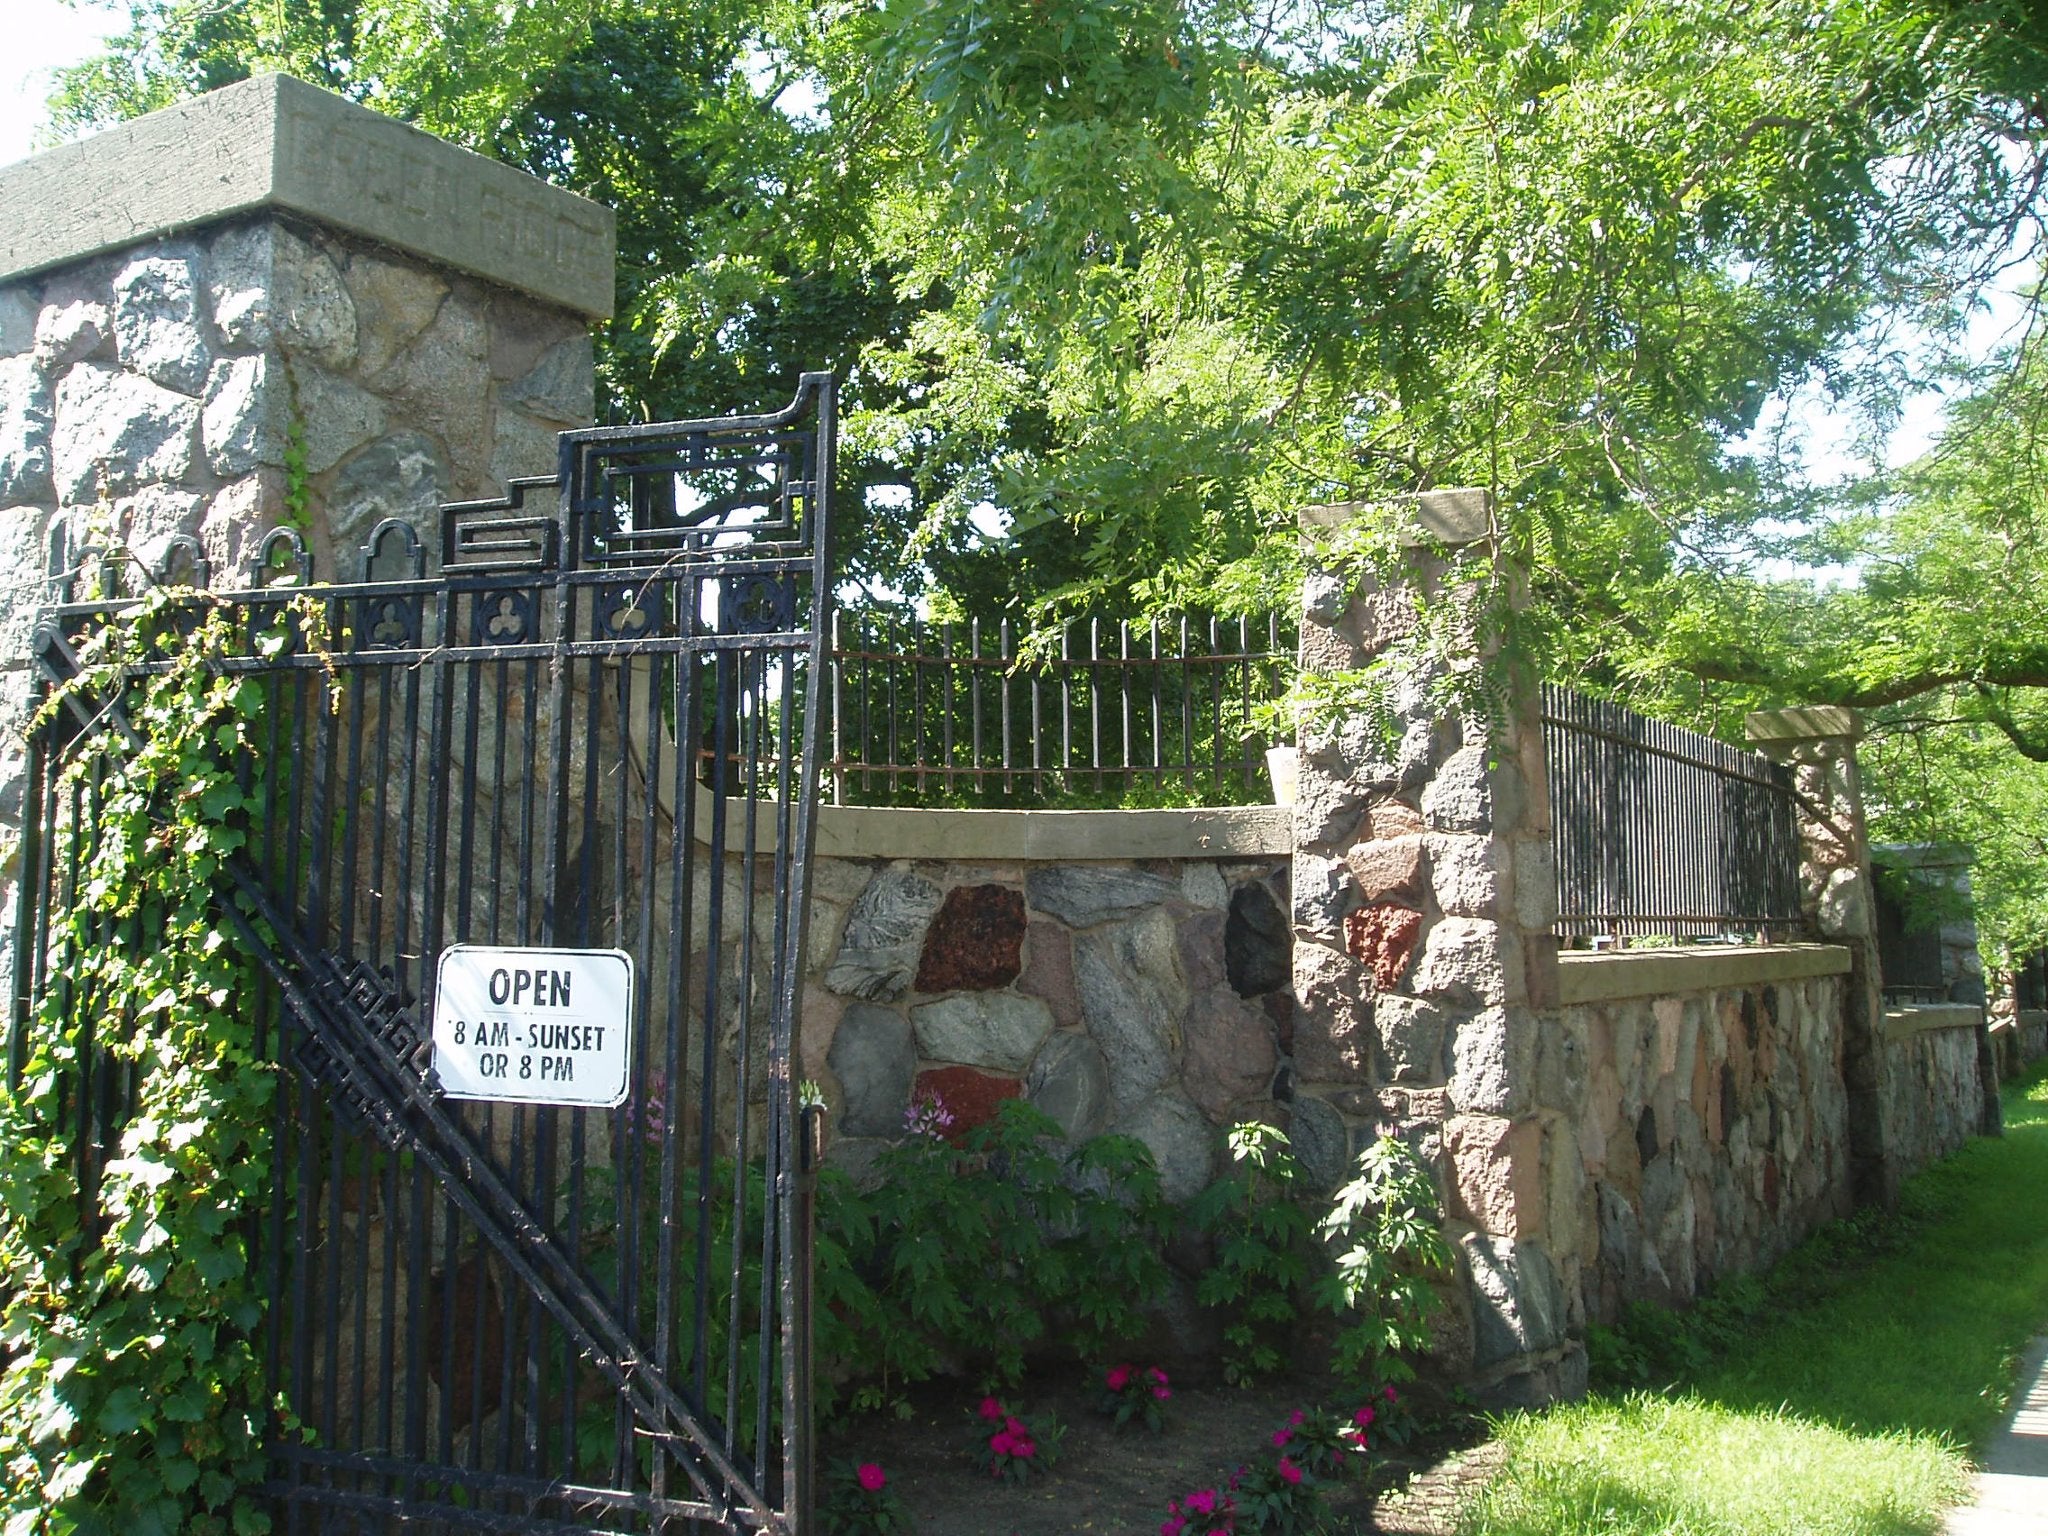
(43, 0, 2048, 939)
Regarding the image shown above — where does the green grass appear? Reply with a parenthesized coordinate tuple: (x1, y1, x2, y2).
(1461, 1065, 2048, 1536)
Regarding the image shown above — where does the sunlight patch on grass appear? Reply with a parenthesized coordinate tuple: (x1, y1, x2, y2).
(1459, 1068, 2048, 1536)
(1466, 1394, 1968, 1536)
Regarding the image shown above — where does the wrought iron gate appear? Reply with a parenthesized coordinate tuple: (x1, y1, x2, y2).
(12, 376, 836, 1533)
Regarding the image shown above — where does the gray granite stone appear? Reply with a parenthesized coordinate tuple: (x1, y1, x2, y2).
(0, 355, 53, 503)
(111, 255, 210, 395)
(1302, 569, 1347, 623)
(1448, 1006, 1535, 1116)
(824, 868, 944, 1002)
(1024, 1032, 1113, 1140)
(205, 223, 275, 350)
(503, 336, 595, 424)
(1074, 909, 1184, 1107)
(201, 354, 280, 476)
(826, 1003, 916, 1138)
(274, 227, 357, 369)
(1464, 1232, 1565, 1369)
(295, 368, 385, 474)
(1376, 992, 1452, 1085)
(1288, 1092, 1349, 1192)
(1112, 1091, 1216, 1204)
(35, 288, 111, 369)
(52, 362, 199, 502)
(0, 286, 34, 356)
(1026, 865, 1180, 928)
(328, 431, 447, 556)
(910, 991, 1054, 1073)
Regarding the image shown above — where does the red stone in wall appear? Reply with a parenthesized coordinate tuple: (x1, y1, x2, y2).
(915, 884, 1026, 992)
(1343, 904, 1423, 991)
(912, 1064, 1021, 1142)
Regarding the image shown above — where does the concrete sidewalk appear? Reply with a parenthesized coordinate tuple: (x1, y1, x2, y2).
(1948, 1337, 2048, 1535)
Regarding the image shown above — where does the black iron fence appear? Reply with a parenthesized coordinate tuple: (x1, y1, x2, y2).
(825, 610, 1291, 807)
(1542, 684, 1804, 940)
(2017, 951, 2047, 1012)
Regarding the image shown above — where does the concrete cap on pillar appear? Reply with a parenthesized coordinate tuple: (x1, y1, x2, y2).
(1744, 706, 1865, 746)
(1300, 488, 1496, 547)
(0, 73, 615, 319)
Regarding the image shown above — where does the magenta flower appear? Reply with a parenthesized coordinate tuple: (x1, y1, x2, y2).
(1354, 1405, 1376, 1427)
(856, 1463, 886, 1492)
(990, 1430, 1015, 1456)
(1153, 1383, 1172, 1400)
(1161, 1516, 1187, 1536)
(1383, 1385, 1399, 1402)
(1288, 1409, 1305, 1427)
(1185, 1490, 1217, 1516)
(1107, 1364, 1132, 1391)
(979, 1396, 1003, 1421)
(1149, 1367, 1170, 1386)
(1278, 1457, 1303, 1487)
(1271, 1429, 1292, 1448)
(1013, 1437, 1036, 1459)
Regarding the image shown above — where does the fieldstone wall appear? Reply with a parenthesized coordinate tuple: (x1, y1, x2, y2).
(1745, 709, 1905, 1203)
(1878, 1014, 1988, 1172)
(798, 854, 1299, 1205)
(1559, 970, 1853, 1324)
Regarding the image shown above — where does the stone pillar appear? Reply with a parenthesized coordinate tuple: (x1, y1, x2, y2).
(1744, 708, 1903, 1203)
(1289, 492, 1580, 1407)
(0, 73, 615, 1001)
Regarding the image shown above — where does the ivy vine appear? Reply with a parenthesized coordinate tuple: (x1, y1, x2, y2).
(0, 593, 279, 1536)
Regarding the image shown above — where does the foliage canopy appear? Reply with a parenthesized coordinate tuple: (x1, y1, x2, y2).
(41, 0, 2048, 946)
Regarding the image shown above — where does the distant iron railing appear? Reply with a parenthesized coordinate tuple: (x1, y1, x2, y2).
(1542, 684, 1804, 940)
(825, 610, 1292, 807)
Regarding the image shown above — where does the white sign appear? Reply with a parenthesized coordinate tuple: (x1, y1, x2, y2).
(431, 945, 634, 1108)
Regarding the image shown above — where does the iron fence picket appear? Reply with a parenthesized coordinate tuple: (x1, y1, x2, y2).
(1541, 683, 1803, 939)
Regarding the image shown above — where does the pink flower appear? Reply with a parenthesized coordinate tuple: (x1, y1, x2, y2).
(1014, 1438, 1036, 1459)
(979, 1396, 1003, 1421)
(1107, 1364, 1132, 1392)
(1288, 1409, 1305, 1427)
(1149, 1367, 1170, 1386)
(1278, 1457, 1303, 1486)
(1186, 1490, 1217, 1516)
(1383, 1385, 1399, 1401)
(1354, 1405, 1377, 1427)
(990, 1431, 1016, 1457)
(1271, 1429, 1292, 1449)
(1005, 1416, 1027, 1435)
(1153, 1384, 1172, 1400)
(1347, 1430, 1370, 1449)
(856, 1463, 886, 1492)
(1161, 1517, 1187, 1536)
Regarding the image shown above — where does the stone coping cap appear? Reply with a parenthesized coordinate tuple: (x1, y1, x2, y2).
(0, 73, 615, 318)
(814, 800, 1292, 861)
(1882, 1002, 1983, 1040)
(1744, 705, 1863, 745)
(672, 783, 1291, 860)
(1558, 942, 1851, 1007)
(1301, 489, 1495, 547)
(1871, 841, 1975, 871)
